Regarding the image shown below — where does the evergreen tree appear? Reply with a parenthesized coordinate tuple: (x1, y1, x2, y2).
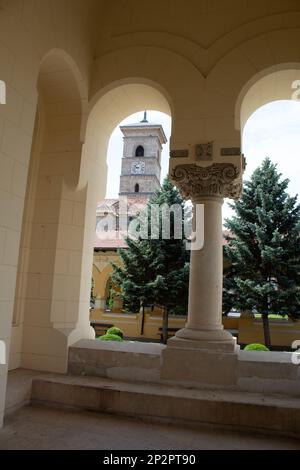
(112, 177, 190, 343)
(90, 278, 96, 308)
(224, 158, 300, 348)
(112, 236, 155, 314)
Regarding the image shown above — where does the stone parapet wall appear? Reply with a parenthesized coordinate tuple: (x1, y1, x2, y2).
(67, 339, 300, 398)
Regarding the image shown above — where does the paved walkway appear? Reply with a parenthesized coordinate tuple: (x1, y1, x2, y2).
(0, 405, 299, 450)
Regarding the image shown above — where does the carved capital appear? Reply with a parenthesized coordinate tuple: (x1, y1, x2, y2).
(171, 163, 242, 200)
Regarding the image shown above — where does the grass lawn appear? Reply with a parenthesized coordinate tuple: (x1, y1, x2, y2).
(254, 313, 288, 320)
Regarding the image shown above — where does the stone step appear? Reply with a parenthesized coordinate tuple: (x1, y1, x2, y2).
(31, 374, 300, 438)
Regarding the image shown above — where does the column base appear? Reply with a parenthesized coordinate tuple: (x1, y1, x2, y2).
(160, 330, 239, 387)
(172, 326, 236, 352)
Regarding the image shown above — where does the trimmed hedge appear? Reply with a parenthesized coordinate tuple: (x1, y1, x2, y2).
(106, 326, 124, 339)
(97, 333, 124, 342)
(244, 343, 270, 351)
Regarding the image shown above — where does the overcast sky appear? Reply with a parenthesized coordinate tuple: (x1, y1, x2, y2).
(105, 101, 300, 222)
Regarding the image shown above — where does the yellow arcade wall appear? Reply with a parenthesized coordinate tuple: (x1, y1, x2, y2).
(90, 308, 300, 348)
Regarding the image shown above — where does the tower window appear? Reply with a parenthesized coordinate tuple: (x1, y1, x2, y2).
(134, 183, 140, 193)
(135, 145, 144, 157)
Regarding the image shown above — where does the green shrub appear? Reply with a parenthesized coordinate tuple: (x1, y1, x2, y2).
(244, 343, 270, 351)
(106, 326, 124, 339)
(97, 333, 124, 342)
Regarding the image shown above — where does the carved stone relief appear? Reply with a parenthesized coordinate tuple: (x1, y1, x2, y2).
(171, 163, 242, 200)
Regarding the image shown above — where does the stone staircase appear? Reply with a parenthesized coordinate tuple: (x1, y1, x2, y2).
(28, 339, 300, 438)
(31, 373, 300, 437)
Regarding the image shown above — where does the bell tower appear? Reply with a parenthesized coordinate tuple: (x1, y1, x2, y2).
(118, 111, 167, 198)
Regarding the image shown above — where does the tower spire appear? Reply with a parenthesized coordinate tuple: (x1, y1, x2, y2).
(141, 110, 148, 123)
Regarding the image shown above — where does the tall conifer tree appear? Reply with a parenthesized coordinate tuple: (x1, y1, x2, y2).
(224, 158, 300, 348)
(112, 177, 190, 343)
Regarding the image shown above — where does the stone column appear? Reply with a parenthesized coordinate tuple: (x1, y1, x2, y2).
(176, 196, 234, 348)
(161, 162, 242, 386)
(94, 298, 106, 312)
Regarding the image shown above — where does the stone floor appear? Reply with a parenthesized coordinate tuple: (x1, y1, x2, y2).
(0, 405, 299, 450)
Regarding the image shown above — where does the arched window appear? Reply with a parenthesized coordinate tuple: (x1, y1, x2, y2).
(134, 183, 139, 193)
(135, 145, 144, 157)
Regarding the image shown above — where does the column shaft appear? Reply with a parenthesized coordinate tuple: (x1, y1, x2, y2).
(186, 198, 223, 331)
(166, 162, 243, 350)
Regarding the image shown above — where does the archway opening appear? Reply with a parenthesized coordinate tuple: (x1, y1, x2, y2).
(135, 146, 144, 157)
(92, 109, 171, 321)
(242, 100, 300, 197)
(10, 74, 172, 372)
(224, 67, 300, 222)
(224, 67, 300, 348)
(84, 83, 172, 338)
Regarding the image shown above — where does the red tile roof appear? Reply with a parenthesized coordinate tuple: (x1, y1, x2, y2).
(94, 198, 233, 249)
(94, 230, 128, 250)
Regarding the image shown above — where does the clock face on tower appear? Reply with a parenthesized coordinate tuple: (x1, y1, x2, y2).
(131, 161, 145, 174)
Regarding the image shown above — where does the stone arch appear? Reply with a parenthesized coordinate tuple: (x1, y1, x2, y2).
(87, 46, 206, 151)
(235, 64, 300, 132)
(12, 48, 93, 374)
(92, 262, 113, 300)
(82, 77, 175, 319)
(82, 82, 170, 221)
(78, 78, 172, 198)
(205, 28, 300, 146)
(76, 78, 173, 322)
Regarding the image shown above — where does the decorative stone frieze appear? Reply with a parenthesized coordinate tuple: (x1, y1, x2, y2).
(220, 147, 241, 156)
(171, 163, 242, 200)
(170, 149, 189, 158)
(195, 142, 213, 160)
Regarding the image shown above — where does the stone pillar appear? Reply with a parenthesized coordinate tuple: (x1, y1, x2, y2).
(161, 162, 243, 387)
(94, 298, 106, 311)
(175, 195, 234, 349)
